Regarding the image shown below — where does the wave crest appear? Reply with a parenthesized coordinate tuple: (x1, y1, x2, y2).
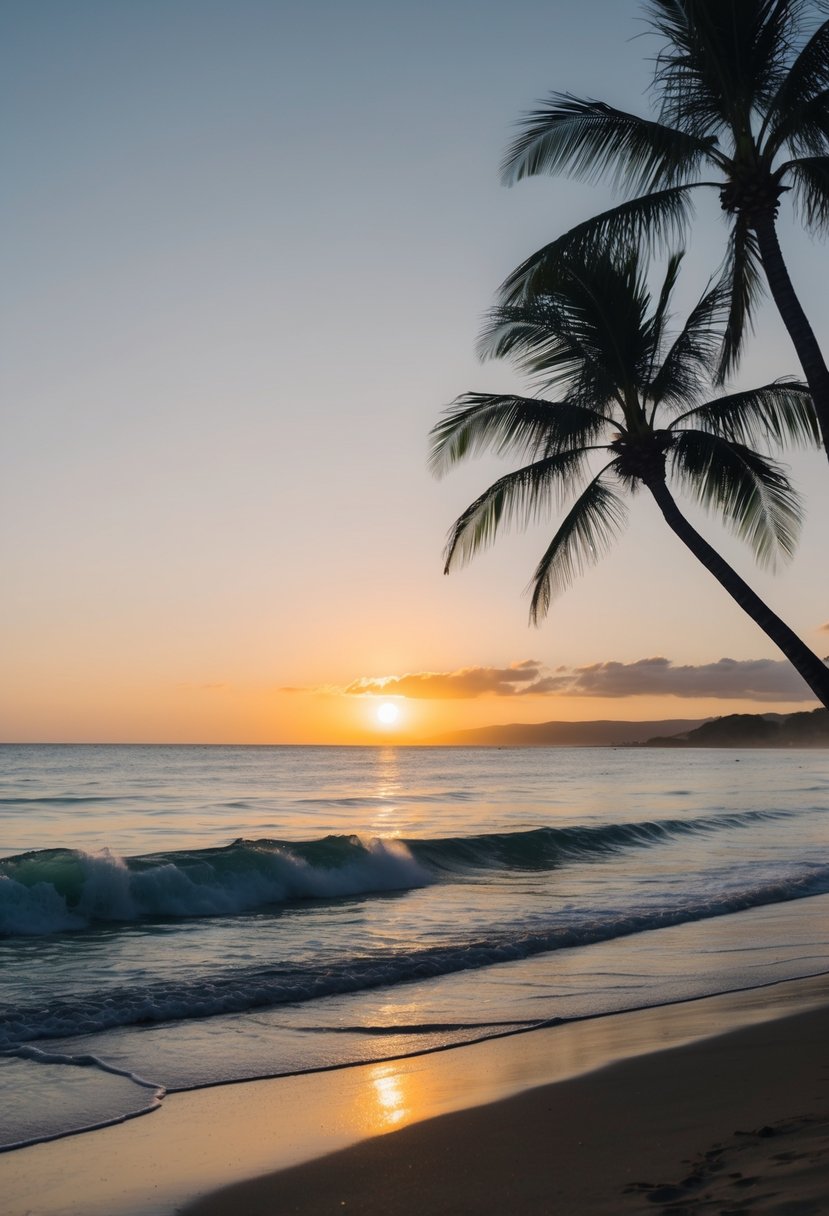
(2, 863, 828, 1049)
(0, 837, 431, 936)
(0, 809, 790, 937)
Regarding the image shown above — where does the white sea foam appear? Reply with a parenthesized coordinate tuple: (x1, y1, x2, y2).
(0, 838, 432, 936)
(3, 862, 829, 1050)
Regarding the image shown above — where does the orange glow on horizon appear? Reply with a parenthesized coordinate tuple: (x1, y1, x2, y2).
(1, 667, 818, 746)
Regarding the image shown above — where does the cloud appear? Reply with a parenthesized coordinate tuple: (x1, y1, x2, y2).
(561, 656, 815, 700)
(335, 656, 818, 702)
(344, 661, 546, 699)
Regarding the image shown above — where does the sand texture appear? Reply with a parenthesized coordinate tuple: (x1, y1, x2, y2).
(184, 997, 829, 1216)
(4, 975, 829, 1216)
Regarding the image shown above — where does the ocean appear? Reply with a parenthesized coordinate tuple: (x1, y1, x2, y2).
(1, 742, 828, 1153)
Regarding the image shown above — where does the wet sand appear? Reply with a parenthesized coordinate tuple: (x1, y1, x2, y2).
(186, 983, 829, 1216)
(3, 974, 829, 1216)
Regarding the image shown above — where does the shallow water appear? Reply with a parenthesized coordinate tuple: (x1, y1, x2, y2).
(1, 743, 827, 1150)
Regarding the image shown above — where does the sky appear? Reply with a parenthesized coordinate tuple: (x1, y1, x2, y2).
(3, 0, 829, 744)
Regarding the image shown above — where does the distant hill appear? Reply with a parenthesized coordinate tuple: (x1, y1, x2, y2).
(645, 709, 829, 748)
(425, 710, 829, 748)
(426, 718, 708, 747)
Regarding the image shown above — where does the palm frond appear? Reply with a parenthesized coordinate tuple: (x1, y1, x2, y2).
(501, 94, 715, 191)
(647, 0, 801, 136)
(769, 87, 829, 157)
(429, 393, 608, 476)
(528, 466, 627, 622)
(715, 216, 765, 382)
(478, 299, 617, 402)
(669, 428, 802, 566)
(643, 251, 685, 379)
(650, 275, 730, 410)
(486, 254, 655, 407)
(785, 154, 829, 229)
(557, 253, 655, 395)
(763, 20, 829, 150)
(750, 0, 809, 99)
(443, 449, 592, 574)
(499, 187, 700, 304)
(671, 380, 818, 447)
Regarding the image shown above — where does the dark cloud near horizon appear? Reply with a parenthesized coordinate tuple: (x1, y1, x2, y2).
(563, 657, 814, 700)
(337, 656, 817, 702)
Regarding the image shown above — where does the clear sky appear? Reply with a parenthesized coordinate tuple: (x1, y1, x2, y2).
(3, 0, 829, 744)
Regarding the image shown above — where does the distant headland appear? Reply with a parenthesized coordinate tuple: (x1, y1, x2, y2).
(427, 709, 829, 748)
(643, 708, 829, 748)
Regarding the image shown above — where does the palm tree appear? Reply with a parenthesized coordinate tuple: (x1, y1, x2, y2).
(430, 249, 829, 708)
(499, 0, 829, 462)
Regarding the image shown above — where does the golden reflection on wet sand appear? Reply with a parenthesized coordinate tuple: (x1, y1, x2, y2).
(369, 1065, 409, 1127)
(3, 974, 829, 1216)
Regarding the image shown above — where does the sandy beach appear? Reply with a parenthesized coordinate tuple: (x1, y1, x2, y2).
(3, 972, 829, 1216)
(186, 977, 829, 1216)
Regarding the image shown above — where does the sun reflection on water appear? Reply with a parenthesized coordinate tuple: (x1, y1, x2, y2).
(370, 748, 403, 834)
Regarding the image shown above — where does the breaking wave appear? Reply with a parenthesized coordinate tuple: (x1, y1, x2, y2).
(2, 860, 828, 1049)
(0, 809, 792, 937)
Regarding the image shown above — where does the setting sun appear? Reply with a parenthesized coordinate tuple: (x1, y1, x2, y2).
(376, 701, 400, 727)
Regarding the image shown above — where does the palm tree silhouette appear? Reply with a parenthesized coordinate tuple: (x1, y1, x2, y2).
(500, 0, 829, 461)
(430, 249, 829, 707)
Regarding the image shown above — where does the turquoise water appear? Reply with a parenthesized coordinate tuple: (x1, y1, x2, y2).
(1, 743, 828, 1150)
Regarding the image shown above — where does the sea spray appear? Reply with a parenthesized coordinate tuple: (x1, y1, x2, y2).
(0, 809, 794, 937)
(0, 836, 432, 935)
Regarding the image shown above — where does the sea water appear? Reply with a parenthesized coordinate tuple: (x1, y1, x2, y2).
(1, 743, 828, 1151)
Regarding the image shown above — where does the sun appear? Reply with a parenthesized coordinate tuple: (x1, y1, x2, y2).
(376, 701, 400, 727)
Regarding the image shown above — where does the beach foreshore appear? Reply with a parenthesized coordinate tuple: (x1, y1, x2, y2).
(4, 974, 829, 1216)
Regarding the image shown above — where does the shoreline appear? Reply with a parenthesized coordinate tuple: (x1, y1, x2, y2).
(186, 975, 829, 1216)
(4, 971, 829, 1216)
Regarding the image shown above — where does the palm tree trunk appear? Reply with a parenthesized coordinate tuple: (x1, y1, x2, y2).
(645, 476, 829, 708)
(752, 210, 829, 463)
